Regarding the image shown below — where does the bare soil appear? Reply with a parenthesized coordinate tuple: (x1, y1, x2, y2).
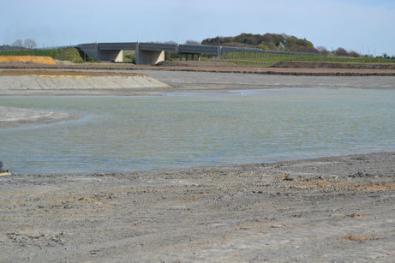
(1, 152, 394, 262)
(2, 69, 394, 97)
(0, 69, 143, 77)
(0, 56, 56, 65)
(272, 61, 395, 70)
(0, 70, 169, 96)
(1, 62, 395, 76)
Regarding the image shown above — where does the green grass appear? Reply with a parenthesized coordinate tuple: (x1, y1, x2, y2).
(222, 52, 395, 67)
(123, 50, 136, 63)
(0, 48, 84, 63)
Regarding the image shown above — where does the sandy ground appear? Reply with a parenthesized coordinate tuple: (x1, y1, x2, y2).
(0, 152, 394, 262)
(1, 68, 394, 262)
(1, 62, 395, 76)
(139, 70, 395, 90)
(0, 56, 56, 65)
(0, 106, 75, 127)
(1, 69, 395, 96)
(0, 70, 169, 96)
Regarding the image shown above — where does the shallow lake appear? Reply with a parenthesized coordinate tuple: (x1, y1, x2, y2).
(1, 88, 395, 175)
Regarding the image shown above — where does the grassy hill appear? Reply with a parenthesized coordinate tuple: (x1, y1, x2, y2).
(202, 33, 317, 53)
(221, 51, 395, 67)
(200, 33, 395, 68)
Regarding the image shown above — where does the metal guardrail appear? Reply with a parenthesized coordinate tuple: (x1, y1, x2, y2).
(99, 42, 138, 50)
(178, 44, 219, 55)
(78, 42, 266, 56)
(220, 46, 263, 54)
(138, 43, 178, 52)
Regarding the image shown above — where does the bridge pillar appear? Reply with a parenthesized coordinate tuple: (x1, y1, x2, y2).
(77, 44, 124, 62)
(98, 50, 124, 63)
(136, 46, 165, 65)
(77, 44, 100, 61)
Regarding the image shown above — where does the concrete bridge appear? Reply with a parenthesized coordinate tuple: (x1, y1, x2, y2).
(76, 42, 262, 65)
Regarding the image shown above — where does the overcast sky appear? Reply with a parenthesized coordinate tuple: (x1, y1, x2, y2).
(0, 0, 394, 55)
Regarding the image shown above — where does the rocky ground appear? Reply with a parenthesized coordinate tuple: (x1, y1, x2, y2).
(0, 152, 394, 262)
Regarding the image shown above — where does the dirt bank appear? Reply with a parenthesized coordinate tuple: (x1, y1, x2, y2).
(0, 70, 170, 95)
(0, 69, 143, 77)
(0, 152, 394, 262)
(1, 62, 395, 76)
(1, 69, 395, 96)
(139, 70, 395, 90)
(0, 56, 56, 65)
(272, 61, 395, 70)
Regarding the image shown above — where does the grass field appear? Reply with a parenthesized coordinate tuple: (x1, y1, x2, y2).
(0, 48, 84, 63)
(2, 47, 395, 67)
(221, 52, 395, 67)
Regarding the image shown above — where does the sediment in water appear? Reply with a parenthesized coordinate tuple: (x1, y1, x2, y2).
(0, 106, 75, 127)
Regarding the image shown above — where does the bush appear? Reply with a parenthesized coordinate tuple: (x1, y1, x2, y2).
(53, 48, 83, 63)
(317, 46, 329, 55)
(202, 33, 318, 53)
(348, 51, 360, 57)
(123, 50, 136, 63)
(335, 47, 349, 56)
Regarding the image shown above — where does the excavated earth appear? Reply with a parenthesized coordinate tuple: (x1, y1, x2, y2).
(0, 152, 394, 262)
(1, 68, 394, 262)
(0, 70, 170, 95)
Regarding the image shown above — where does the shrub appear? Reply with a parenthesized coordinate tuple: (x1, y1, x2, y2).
(202, 33, 318, 52)
(53, 48, 84, 63)
(335, 47, 349, 56)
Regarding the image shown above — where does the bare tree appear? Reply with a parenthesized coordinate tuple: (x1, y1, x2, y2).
(316, 46, 329, 55)
(12, 39, 24, 47)
(335, 47, 349, 56)
(348, 50, 360, 57)
(184, 40, 200, 45)
(23, 39, 37, 49)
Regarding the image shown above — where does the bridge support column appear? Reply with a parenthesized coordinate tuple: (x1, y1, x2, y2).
(98, 50, 124, 63)
(77, 44, 124, 62)
(136, 46, 165, 65)
(77, 44, 100, 62)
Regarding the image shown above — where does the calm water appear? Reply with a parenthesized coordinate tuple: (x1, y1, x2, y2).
(1, 88, 394, 175)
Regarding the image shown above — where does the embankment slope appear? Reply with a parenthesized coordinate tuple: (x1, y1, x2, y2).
(0, 70, 170, 95)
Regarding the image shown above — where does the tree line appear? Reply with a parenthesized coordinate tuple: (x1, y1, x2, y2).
(11, 39, 37, 49)
(201, 33, 365, 57)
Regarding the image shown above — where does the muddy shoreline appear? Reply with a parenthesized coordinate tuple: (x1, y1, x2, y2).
(1, 69, 395, 96)
(2, 63, 395, 76)
(1, 152, 394, 262)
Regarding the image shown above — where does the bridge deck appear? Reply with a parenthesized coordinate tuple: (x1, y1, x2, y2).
(76, 42, 273, 64)
(77, 42, 266, 56)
